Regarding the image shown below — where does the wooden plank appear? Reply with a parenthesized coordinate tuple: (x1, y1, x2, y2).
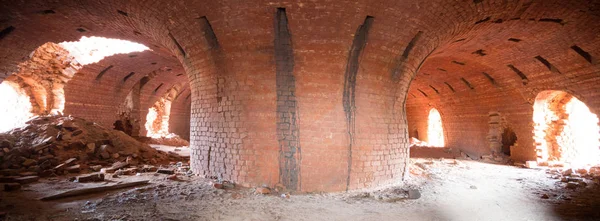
(40, 180, 149, 201)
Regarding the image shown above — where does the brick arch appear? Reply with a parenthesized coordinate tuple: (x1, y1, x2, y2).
(2, 0, 593, 191)
(406, 1, 600, 162)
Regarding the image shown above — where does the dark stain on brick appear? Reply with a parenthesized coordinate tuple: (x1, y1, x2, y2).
(117, 10, 128, 17)
(473, 49, 487, 56)
(481, 72, 498, 87)
(123, 72, 135, 82)
(153, 83, 164, 94)
(417, 89, 428, 97)
(452, 60, 466, 66)
(444, 82, 456, 92)
(437, 68, 447, 72)
(0, 26, 15, 41)
(453, 38, 466, 43)
(198, 16, 225, 105)
(343, 15, 374, 191)
(139, 76, 151, 90)
(571, 45, 594, 64)
(39, 9, 56, 14)
(534, 56, 562, 74)
(493, 19, 504, 23)
(391, 31, 422, 81)
(429, 85, 440, 94)
(507, 64, 529, 85)
(539, 18, 564, 25)
(200, 17, 219, 49)
(475, 17, 491, 24)
(76, 27, 86, 33)
(461, 77, 475, 89)
(508, 38, 522, 42)
(274, 8, 302, 191)
(168, 32, 186, 57)
(95, 65, 113, 80)
(473, 0, 484, 3)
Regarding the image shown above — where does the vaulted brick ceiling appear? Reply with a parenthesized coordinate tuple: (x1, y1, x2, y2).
(0, 0, 598, 192)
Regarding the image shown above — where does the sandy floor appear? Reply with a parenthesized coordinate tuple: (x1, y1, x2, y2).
(1, 158, 599, 221)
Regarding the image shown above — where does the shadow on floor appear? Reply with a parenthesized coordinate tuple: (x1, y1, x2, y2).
(552, 183, 600, 220)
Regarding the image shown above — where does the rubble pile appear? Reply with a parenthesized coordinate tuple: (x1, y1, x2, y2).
(546, 166, 600, 190)
(138, 134, 190, 147)
(0, 115, 188, 188)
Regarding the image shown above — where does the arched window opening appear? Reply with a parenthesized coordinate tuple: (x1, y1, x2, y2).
(0, 81, 34, 132)
(428, 108, 445, 147)
(0, 36, 149, 132)
(145, 85, 183, 138)
(145, 98, 172, 138)
(533, 91, 600, 168)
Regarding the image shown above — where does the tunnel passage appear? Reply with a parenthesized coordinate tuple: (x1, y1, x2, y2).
(0, 0, 599, 192)
(406, 1, 600, 162)
(533, 91, 600, 167)
(427, 108, 445, 147)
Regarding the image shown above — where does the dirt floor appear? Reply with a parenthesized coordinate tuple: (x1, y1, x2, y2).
(1, 157, 599, 221)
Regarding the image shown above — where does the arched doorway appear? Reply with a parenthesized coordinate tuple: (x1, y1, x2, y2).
(533, 90, 600, 167)
(428, 108, 445, 147)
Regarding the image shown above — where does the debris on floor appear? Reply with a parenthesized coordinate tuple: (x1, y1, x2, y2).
(137, 134, 189, 147)
(0, 115, 188, 188)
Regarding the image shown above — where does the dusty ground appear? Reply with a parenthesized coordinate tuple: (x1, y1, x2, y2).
(1, 158, 599, 221)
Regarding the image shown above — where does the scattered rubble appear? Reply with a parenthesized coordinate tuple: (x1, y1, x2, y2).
(137, 134, 190, 147)
(0, 115, 188, 189)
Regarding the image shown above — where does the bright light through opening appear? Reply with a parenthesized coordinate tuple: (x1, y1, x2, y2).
(428, 108, 445, 147)
(0, 81, 33, 132)
(59, 36, 150, 65)
(533, 91, 600, 168)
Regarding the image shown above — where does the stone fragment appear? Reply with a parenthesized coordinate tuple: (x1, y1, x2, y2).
(14, 176, 39, 184)
(562, 168, 573, 176)
(19, 172, 37, 177)
(576, 168, 588, 176)
(111, 153, 120, 159)
(54, 158, 77, 170)
(213, 183, 224, 189)
(100, 151, 110, 159)
(76, 173, 105, 183)
(104, 161, 129, 173)
(90, 165, 102, 171)
(541, 194, 549, 199)
(66, 164, 80, 173)
(86, 143, 96, 153)
(156, 169, 175, 175)
(22, 159, 37, 167)
(408, 189, 421, 199)
(566, 182, 579, 189)
(167, 175, 178, 180)
(256, 187, 271, 194)
(141, 165, 157, 173)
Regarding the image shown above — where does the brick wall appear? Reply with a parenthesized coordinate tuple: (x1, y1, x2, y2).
(406, 1, 600, 162)
(0, 0, 598, 192)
